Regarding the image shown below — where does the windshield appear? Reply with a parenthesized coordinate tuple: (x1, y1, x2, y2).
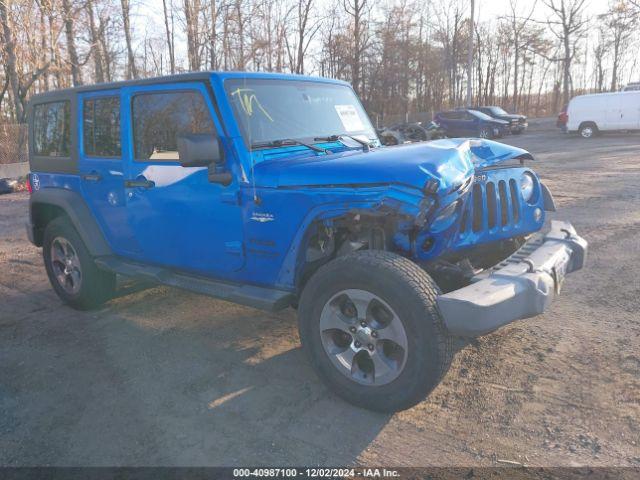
(224, 79, 377, 147)
(469, 110, 494, 121)
(489, 106, 508, 115)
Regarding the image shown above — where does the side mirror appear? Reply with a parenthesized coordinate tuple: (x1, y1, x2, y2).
(177, 133, 224, 167)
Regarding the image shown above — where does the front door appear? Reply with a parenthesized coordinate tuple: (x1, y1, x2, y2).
(121, 82, 245, 278)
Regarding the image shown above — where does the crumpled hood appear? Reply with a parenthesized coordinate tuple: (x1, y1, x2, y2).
(252, 138, 532, 191)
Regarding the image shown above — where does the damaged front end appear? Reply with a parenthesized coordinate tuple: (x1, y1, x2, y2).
(295, 138, 586, 337)
(296, 139, 552, 286)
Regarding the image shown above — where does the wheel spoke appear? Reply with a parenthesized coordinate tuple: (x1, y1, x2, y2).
(51, 242, 65, 264)
(69, 252, 81, 270)
(344, 289, 375, 320)
(334, 347, 356, 372)
(55, 269, 67, 287)
(319, 306, 352, 333)
(376, 314, 408, 350)
(370, 351, 395, 383)
(68, 269, 81, 291)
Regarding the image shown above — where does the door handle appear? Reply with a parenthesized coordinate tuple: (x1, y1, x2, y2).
(82, 172, 102, 182)
(124, 178, 155, 189)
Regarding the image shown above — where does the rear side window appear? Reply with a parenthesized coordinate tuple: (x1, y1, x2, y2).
(33, 101, 71, 157)
(132, 91, 215, 161)
(83, 96, 121, 157)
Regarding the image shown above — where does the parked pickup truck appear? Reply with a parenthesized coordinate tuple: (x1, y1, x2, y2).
(25, 72, 587, 412)
(475, 106, 528, 134)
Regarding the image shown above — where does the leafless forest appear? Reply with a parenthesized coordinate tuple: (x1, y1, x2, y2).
(1, 0, 640, 125)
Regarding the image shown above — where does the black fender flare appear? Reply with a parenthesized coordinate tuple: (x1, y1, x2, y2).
(29, 188, 112, 256)
(541, 183, 556, 212)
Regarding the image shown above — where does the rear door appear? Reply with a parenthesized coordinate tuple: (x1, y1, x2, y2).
(458, 112, 478, 135)
(78, 90, 138, 256)
(604, 95, 624, 130)
(444, 112, 463, 136)
(619, 93, 640, 129)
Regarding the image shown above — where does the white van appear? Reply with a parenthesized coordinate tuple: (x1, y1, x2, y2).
(566, 91, 640, 138)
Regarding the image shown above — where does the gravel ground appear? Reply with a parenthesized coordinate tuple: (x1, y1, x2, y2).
(1, 124, 639, 467)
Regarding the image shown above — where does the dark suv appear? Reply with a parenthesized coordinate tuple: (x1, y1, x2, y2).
(25, 72, 586, 412)
(434, 109, 510, 139)
(475, 106, 528, 134)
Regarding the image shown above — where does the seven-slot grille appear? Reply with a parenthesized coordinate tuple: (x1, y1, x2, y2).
(460, 179, 521, 234)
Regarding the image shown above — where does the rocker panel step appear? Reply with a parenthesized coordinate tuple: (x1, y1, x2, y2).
(94, 256, 293, 312)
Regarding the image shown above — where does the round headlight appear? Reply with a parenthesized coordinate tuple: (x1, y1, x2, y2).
(520, 172, 535, 203)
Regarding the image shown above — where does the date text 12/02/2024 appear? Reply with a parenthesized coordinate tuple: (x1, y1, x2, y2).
(232, 468, 400, 478)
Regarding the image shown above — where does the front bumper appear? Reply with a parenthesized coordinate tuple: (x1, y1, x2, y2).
(436, 220, 587, 336)
(511, 122, 527, 132)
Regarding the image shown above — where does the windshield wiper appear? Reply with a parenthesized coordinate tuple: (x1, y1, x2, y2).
(314, 134, 372, 152)
(251, 138, 328, 154)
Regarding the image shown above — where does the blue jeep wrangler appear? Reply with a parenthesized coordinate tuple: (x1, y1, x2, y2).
(26, 72, 587, 412)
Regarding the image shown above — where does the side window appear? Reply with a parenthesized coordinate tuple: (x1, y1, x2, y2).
(83, 96, 121, 157)
(33, 101, 71, 157)
(132, 91, 215, 161)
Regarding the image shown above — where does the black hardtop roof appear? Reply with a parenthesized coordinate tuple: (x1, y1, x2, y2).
(28, 70, 347, 103)
(30, 72, 213, 102)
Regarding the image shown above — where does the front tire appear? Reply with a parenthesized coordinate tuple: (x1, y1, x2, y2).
(43, 216, 115, 310)
(298, 251, 453, 412)
(579, 122, 597, 139)
(478, 126, 492, 139)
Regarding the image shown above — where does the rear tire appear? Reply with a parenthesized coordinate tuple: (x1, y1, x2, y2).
(43, 216, 115, 310)
(298, 250, 453, 412)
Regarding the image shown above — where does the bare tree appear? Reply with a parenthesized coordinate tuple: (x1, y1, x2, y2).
(62, 0, 83, 86)
(600, 0, 639, 91)
(343, 0, 368, 95)
(501, 0, 537, 110)
(183, 0, 202, 71)
(163, 0, 176, 74)
(121, 0, 138, 79)
(0, 0, 23, 119)
(284, 0, 321, 74)
(542, 0, 589, 105)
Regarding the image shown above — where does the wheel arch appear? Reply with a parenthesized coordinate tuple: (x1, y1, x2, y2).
(288, 209, 397, 296)
(578, 120, 598, 131)
(30, 188, 112, 256)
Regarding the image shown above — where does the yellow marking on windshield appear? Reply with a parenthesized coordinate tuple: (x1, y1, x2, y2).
(231, 88, 274, 122)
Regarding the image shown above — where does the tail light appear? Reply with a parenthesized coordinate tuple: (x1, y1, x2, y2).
(558, 112, 568, 125)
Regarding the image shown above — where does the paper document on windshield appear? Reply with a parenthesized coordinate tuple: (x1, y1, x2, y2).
(334, 104, 365, 132)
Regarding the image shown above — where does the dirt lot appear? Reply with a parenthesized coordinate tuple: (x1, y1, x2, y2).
(1, 124, 639, 467)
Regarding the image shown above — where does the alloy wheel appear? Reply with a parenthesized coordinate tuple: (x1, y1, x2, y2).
(319, 289, 408, 386)
(50, 237, 82, 295)
(581, 127, 593, 138)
